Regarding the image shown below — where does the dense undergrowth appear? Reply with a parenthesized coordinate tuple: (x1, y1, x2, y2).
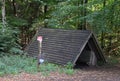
(0, 55, 75, 76)
(0, 54, 119, 76)
(106, 56, 120, 65)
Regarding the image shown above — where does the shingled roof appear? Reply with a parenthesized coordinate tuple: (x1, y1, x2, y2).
(25, 28, 106, 66)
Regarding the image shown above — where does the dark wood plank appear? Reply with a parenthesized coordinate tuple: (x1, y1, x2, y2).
(25, 28, 105, 66)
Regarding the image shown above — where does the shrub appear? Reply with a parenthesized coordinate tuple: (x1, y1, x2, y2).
(0, 23, 22, 56)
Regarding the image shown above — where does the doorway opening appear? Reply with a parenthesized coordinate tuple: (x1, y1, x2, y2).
(74, 43, 97, 69)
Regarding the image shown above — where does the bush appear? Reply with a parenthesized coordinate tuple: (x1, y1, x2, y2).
(0, 23, 22, 56)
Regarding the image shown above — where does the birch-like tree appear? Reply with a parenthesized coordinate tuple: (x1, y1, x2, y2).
(1, 0, 6, 32)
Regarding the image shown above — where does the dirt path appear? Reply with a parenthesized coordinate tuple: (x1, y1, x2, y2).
(0, 65, 120, 81)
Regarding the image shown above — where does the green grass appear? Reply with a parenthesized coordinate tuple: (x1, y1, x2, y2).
(1, 54, 120, 76)
(0, 55, 37, 76)
(0, 55, 75, 76)
(59, 68, 75, 75)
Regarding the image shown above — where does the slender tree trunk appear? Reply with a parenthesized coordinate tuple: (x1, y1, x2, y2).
(108, 0, 115, 51)
(12, 0, 17, 16)
(108, 35, 112, 52)
(1, 0, 6, 32)
(44, 5, 48, 28)
(117, 31, 120, 42)
(77, 1, 81, 30)
(83, 0, 88, 30)
(101, 0, 106, 49)
(77, 0, 83, 30)
(77, 0, 88, 30)
(80, 0, 84, 30)
(101, 31, 104, 49)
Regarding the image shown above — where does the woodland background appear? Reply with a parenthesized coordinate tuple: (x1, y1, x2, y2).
(0, 0, 120, 56)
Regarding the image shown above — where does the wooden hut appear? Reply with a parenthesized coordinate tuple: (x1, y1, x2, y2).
(25, 28, 106, 67)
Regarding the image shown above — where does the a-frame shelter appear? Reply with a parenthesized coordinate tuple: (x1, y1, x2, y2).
(25, 28, 106, 67)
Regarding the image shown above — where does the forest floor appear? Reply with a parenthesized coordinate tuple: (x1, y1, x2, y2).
(0, 64, 120, 81)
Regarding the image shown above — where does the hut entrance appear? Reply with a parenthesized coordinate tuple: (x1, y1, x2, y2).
(74, 43, 97, 68)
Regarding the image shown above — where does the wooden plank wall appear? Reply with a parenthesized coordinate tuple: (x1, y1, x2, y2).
(25, 28, 92, 65)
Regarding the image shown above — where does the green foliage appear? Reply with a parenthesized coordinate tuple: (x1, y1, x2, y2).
(1, 0, 119, 69)
(0, 55, 37, 76)
(0, 55, 76, 76)
(106, 56, 119, 65)
(7, 16, 28, 27)
(40, 63, 58, 72)
(108, 46, 120, 56)
(61, 68, 75, 75)
(0, 23, 22, 56)
(39, 62, 76, 75)
(4, 0, 119, 57)
(88, 0, 120, 34)
(48, 0, 80, 29)
(39, 62, 75, 75)
(39, 63, 59, 76)
(58, 62, 75, 75)
(65, 62, 73, 69)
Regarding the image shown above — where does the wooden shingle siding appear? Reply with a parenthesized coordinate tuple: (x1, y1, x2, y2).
(25, 28, 106, 66)
(40, 29, 91, 65)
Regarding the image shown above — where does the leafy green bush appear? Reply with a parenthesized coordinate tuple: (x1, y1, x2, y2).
(0, 23, 22, 56)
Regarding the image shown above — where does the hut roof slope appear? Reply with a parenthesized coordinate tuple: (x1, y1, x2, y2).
(25, 28, 105, 66)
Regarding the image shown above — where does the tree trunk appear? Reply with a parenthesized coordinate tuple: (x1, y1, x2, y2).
(108, 36, 112, 52)
(1, 0, 6, 32)
(77, 1, 81, 30)
(77, 0, 88, 30)
(44, 5, 48, 28)
(83, 0, 88, 30)
(79, 0, 84, 30)
(117, 31, 120, 42)
(12, 0, 17, 16)
(101, 0, 106, 49)
(101, 31, 104, 49)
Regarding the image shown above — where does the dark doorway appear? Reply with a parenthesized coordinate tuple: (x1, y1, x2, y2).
(74, 43, 97, 69)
